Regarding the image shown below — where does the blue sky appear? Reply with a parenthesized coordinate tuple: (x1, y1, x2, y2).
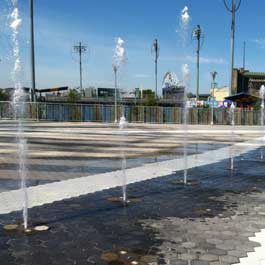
(1, 0, 265, 95)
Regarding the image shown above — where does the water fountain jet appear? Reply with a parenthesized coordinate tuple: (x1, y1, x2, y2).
(3, 0, 50, 234)
(9, 0, 28, 231)
(113, 37, 126, 123)
(182, 64, 189, 185)
(260, 85, 265, 160)
(229, 102, 236, 170)
(107, 117, 143, 205)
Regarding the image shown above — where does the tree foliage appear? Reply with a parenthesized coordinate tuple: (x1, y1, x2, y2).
(0, 90, 10, 101)
(67, 89, 81, 102)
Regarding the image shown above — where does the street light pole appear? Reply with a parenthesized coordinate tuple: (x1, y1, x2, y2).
(30, 0, 36, 102)
(196, 27, 201, 101)
(224, 0, 242, 96)
(151, 39, 160, 100)
(192, 25, 203, 101)
(79, 43, 83, 92)
(73, 42, 87, 96)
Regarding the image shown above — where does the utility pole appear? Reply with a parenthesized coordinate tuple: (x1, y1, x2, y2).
(192, 25, 203, 101)
(242, 41, 246, 92)
(243, 41, 246, 69)
(30, 0, 36, 102)
(224, 0, 242, 96)
(151, 39, 160, 99)
(73, 42, 87, 95)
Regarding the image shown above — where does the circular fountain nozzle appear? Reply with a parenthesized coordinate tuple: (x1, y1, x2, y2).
(3, 224, 19, 231)
(107, 197, 143, 204)
(101, 252, 119, 262)
(34, 225, 50, 232)
(171, 179, 200, 186)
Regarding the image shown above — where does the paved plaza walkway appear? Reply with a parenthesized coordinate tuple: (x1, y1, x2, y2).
(1, 121, 265, 265)
(0, 121, 263, 191)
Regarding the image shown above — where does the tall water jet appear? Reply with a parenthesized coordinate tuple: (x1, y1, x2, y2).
(112, 37, 126, 123)
(178, 6, 191, 184)
(260, 85, 265, 160)
(9, 0, 28, 230)
(119, 116, 128, 204)
(230, 102, 236, 170)
(179, 6, 191, 46)
(108, 115, 142, 205)
(182, 64, 190, 184)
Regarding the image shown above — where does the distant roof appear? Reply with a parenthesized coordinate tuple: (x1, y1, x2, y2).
(225, 92, 259, 104)
(1, 87, 30, 92)
(243, 72, 265, 78)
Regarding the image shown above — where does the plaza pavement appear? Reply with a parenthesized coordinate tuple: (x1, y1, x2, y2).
(0, 120, 263, 191)
(1, 121, 265, 265)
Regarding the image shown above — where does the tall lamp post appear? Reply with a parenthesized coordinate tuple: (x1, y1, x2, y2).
(30, 0, 36, 102)
(192, 25, 203, 101)
(210, 71, 218, 125)
(223, 0, 242, 96)
(151, 39, 160, 100)
(73, 42, 87, 96)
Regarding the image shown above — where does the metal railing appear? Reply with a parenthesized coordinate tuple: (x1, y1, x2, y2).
(0, 101, 262, 125)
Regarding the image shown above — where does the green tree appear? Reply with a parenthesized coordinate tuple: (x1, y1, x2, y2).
(142, 90, 157, 106)
(187, 92, 194, 99)
(67, 89, 81, 103)
(0, 90, 10, 101)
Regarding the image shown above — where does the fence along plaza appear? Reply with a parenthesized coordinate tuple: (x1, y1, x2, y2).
(0, 101, 263, 125)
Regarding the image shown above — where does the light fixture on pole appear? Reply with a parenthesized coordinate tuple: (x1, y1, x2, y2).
(210, 71, 218, 125)
(30, 0, 36, 102)
(73, 42, 87, 96)
(192, 25, 204, 101)
(223, 0, 242, 96)
(151, 39, 160, 100)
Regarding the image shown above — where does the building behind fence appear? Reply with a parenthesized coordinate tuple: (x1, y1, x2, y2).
(0, 101, 262, 125)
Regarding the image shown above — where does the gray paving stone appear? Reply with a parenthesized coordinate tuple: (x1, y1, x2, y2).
(215, 244, 235, 251)
(182, 242, 197, 249)
(191, 260, 210, 265)
(210, 261, 228, 265)
(208, 249, 227, 256)
(206, 239, 223, 245)
(228, 250, 248, 258)
(199, 254, 219, 262)
(219, 255, 239, 264)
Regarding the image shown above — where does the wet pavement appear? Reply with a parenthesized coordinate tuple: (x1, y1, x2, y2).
(0, 149, 265, 265)
(0, 121, 237, 192)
